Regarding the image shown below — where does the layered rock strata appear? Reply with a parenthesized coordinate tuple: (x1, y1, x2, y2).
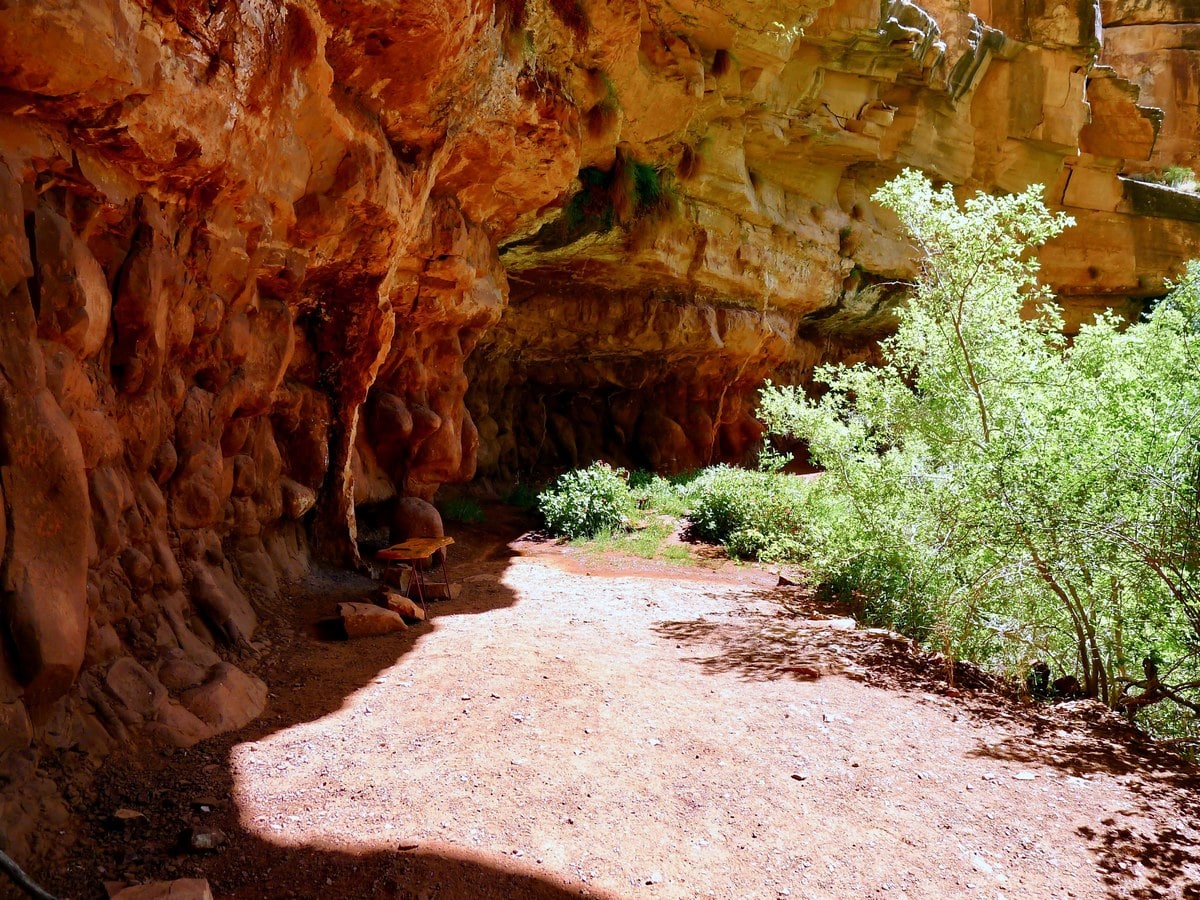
(0, 0, 1197, 872)
(470, 0, 1200, 482)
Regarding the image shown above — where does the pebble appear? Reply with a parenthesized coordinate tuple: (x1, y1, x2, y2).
(185, 827, 226, 853)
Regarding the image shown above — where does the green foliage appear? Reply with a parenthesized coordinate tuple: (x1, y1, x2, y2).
(439, 497, 486, 525)
(759, 169, 1200, 734)
(523, 149, 677, 250)
(570, 518, 687, 561)
(503, 482, 540, 510)
(1161, 165, 1196, 191)
(682, 466, 808, 561)
(819, 548, 940, 643)
(628, 470, 690, 517)
(538, 462, 635, 539)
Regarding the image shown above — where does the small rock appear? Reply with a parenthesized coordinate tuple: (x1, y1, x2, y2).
(1012, 771, 1037, 781)
(339, 602, 407, 639)
(421, 582, 461, 602)
(380, 589, 425, 621)
(182, 827, 226, 853)
(645, 871, 663, 885)
(107, 808, 149, 832)
(111, 879, 214, 900)
(791, 772, 809, 782)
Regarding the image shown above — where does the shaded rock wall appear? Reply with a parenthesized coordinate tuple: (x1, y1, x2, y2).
(0, 0, 579, 862)
(0, 0, 1198, 868)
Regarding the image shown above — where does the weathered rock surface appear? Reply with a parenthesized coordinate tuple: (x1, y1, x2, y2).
(0, 0, 1197, 875)
(110, 878, 214, 900)
(381, 590, 427, 622)
(339, 602, 408, 639)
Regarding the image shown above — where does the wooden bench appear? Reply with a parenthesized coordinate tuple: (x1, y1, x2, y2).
(376, 537, 455, 620)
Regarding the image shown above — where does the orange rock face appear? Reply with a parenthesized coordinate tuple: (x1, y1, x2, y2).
(0, 0, 1197, 864)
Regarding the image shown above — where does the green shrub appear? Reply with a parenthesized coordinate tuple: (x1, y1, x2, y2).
(503, 482, 539, 510)
(820, 550, 938, 642)
(538, 462, 635, 539)
(628, 470, 690, 517)
(683, 465, 807, 560)
(439, 497, 486, 525)
(1161, 165, 1196, 190)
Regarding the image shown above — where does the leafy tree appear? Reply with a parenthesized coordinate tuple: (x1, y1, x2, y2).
(760, 170, 1200, 733)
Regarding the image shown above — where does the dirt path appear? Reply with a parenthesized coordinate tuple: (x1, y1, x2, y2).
(50, 510, 1200, 899)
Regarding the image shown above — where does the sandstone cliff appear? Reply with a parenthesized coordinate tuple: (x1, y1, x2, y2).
(0, 0, 1197, 867)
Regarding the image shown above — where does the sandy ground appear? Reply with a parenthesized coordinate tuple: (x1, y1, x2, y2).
(43, 508, 1200, 899)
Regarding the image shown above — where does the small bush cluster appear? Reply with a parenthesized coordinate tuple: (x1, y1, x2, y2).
(503, 482, 539, 510)
(538, 462, 635, 539)
(439, 497, 486, 525)
(681, 466, 808, 561)
(1161, 165, 1197, 191)
(628, 470, 690, 517)
(537, 462, 818, 563)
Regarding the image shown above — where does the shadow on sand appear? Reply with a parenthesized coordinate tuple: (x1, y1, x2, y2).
(968, 710, 1200, 899)
(40, 507, 612, 900)
(655, 585, 1200, 899)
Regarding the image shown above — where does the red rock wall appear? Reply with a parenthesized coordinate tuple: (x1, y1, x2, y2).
(0, 0, 580, 861)
(0, 0, 1198, 867)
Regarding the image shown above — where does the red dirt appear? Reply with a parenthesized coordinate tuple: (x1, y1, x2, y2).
(41, 507, 1200, 899)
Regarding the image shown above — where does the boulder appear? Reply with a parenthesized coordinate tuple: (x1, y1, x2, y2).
(178, 662, 267, 733)
(104, 657, 167, 724)
(189, 563, 257, 647)
(380, 563, 413, 593)
(157, 651, 209, 692)
(339, 602, 407, 638)
(33, 206, 112, 358)
(380, 589, 425, 621)
(1, 386, 91, 707)
(421, 581, 461, 602)
(0, 698, 32, 754)
(390, 495, 445, 543)
(280, 476, 316, 519)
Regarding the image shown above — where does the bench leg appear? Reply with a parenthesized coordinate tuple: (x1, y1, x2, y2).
(412, 563, 429, 621)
